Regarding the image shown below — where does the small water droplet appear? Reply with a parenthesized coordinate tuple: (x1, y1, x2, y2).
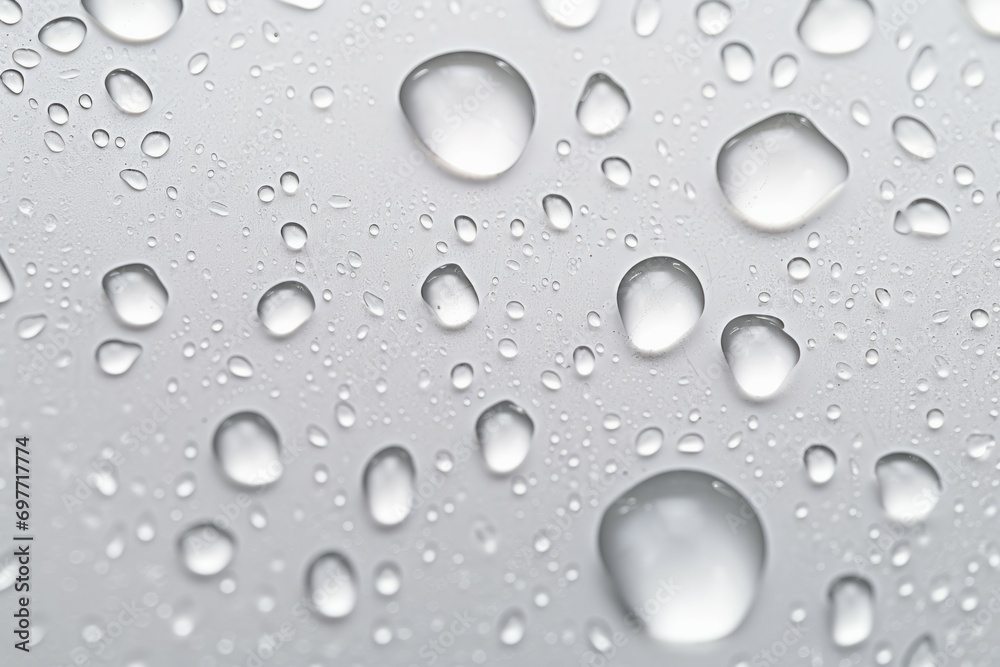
(908, 46, 938, 91)
(178, 523, 235, 576)
(892, 116, 936, 159)
(696, 0, 732, 35)
(770, 54, 799, 88)
(95, 340, 142, 375)
(721, 42, 755, 82)
(140, 131, 170, 157)
(804, 444, 837, 484)
(542, 193, 573, 230)
(538, 0, 600, 28)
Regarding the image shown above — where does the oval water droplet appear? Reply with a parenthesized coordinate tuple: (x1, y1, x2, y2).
(306, 552, 358, 619)
(804, 444, 837, 484)
(576, 73, 630, 136)
(721, 42, 754, 83)
(0, 255, 12, 303)
(454, 215, 478, 243)
(1, 69, 24, 94)
(120, 169, 148, 191)
(105, 68, 153, 114)
(573, 345, 596, 376)
(894, 198, 950, 237)
(903, 634, 936, 667)
(16, 314, 47, 340)
(828, 575, 874, 647)
(721, 314, 800, 400)
(0, 0, 22, 25)
(538, 0, 599, 28)
(771, 54, 799, 88)
(12, 48, 40, 69)
(188, 52, 209, 75)
(892, 116, 936, 159)
(797, 0, 874, 55)
(635, 426, 664, 457)
(280, 222, 307, 250)
(38, 17, 87, 53)
(601, 157, 631, 186)
(908, 46, 938, 91)
(399, 51, 535, 178)
(363, 446, 416, 527)
(102, 263, 168, 327)
(717, 113, 848, 231)
(617, 256, 705, 355)
(257, 280, 315, 335)
(82, 0, 182, 42)
(96, 339, 142, 375)
(598, 470, 766, 643)
(476, 400, 533, 474)
(43, 131, 65, 153)
(420, 263, 479, 329)
(213, 411, 284, 488)
(178, 523, 235, 576)
(140, 131, 170, 157)
(633, 0, 661, 36)
(875, 452, 941, 523)
(542, 193, 573, 230)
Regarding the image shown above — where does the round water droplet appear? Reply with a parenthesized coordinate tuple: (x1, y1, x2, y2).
(828, 575, 874, 647)
(787, 257, 811, 280)
(280, 222, 307, 250)
(399, 51, 535, 178)
(797, 0, 874, 55)
(598, 470, 766, 643)
(601, 157, 631, 186)
(476, 400, 533, 474)
(257, 280, 315, 335)
(178, 523, 235, 576)
(696, 0, 732, 35)
(280, 171, 299, 194)
(717, 113, 848, 231)
(38, 17, 87, 53)
(363, 446, 416, 527)
(374, 561, 402, 596)
(102, 263, 168, 327)
(96, 340, 142, 375)
(105, 68, 153, 114)
(617, 256, 705, 355)
(892, 116, 936, 159)
(140, 131, 170, 157)
(971, 308, 990, 328)
(542, 194, 573, 230)
(311, 85, 334, 109)
(721, 42, 754, 83)
(894, 198, 950, 237)
(306, 552, 357, 619)
(875, 452, 941, 523)
(421, 263, 479, 329)
(82, 0, 182, 42)
(227, 355, 253, 378)
(721, 315, 800, 400)
(576, 73, 630, 136)
(538, 0, 599, 28)
(213, 411, 284, 488)
(451, 362, 474, 389)
(804, 444, 837, 484)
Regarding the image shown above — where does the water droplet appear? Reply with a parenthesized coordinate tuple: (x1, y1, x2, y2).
(227, 355, 253, 378)
(538, 0, 599, 28)
(601, 157, 631, 186)
(454, 215, 478, 243)
(120, 169, 148, 191)
(188, 52, 209, 75)
(363, 446, 416, 527)
(717, 113, 848, 231)
(804, 444, 837, 484)
(892, 116, 936, 159)
(476, 400, 533, 475)
(102, 263, 168, 327)
(499, 608, 527, 645)
(280, 171, 299, 194)
(374, 561, 402, 596)
(722, 42, 754, 82)
(542, 193, 573, 230)
(903, 635, 936, 667)
(178, 523, 235, 576)
(140, 131, 170, 157)
(893, 198, 950, 237)
(0, 0, 22, 25)
(0, 255, 12, 303)
(82, 0, 182, 42)
(280, 222, 307, 250)
(43, 131, 65, 153)
(257, 281, 315, 335)
(576, 73, 630, 136)
(399, 51, 535, 178)
(12, 49, 39, 69)
(850, 100, 871, 126)
(696, 0, 732, 35)
(598, 470, 766, 643)
(954, 164, 975, 186)
(451, 362, 474, 389)
(306, 552, 357, 619)
(421, 263, 479, 329)
(617, 256, 705, 355)
(105, 68, 153, 114)
(971, 308, 990, 328)
(38, 17, 87, 53)
(573, 345, 596, 376)
(635, 426, 664, 457)
(787, 257, 811, 280)
(721, 315, 800, 400)
(362, 291, 385, 317)
(908, 46, 938, 91)
(798, 0, 874, 55)
(1, 69, 24, 94)
(633, 0, 661, 36)
(15, 314, 46, 340)
(875, 452, 941, 523)
(213, 411, 284, 488)
(828, 575, 875, 647)
(96, 339, 142, 375)
(963, 0, 1000, 36)
(961, 59, 985, 87)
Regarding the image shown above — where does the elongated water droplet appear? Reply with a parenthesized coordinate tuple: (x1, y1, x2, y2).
(498, 607, 527, 645)
(538, 0, 599, 28)
(363, 446, 416, 527)
(721, 42, 754, 83)
(617, 256, 705, 355)
(894, 198, 950, 237)
(717, 113, 848, 231)
(279, 0, 324, 8)
(908, 46, 938, 91)
(105, 68, 153, 114)
(0, 255, 12, 303)
(141, 131, 170, 157)
(476, 400, 533, 474)
(798, 0, 874, 55)
(399, 51, 535, 178)
(213, 411, 283, 488)
(1, 69, 24, 94)
(306, 552, 357, 619)
(120, 169, 148, 191)
(178, 523, 235, 576)
(721, 314, 800, 399)
(227, 355, 253, 378)
(12, 49, 40, 69)
(828, 575, 874, 647)
(188, 52, 209, 75)
(96, 339, 142, 375)
(420, 263, 479, 329)
(257, 280, 315, 335)
(892, 116, 936, 159)
(542, 193, 573, 230)
(43, 131, 65, 153)
(82, 0, 182, 42)
(804, 444, 837, 484)
(576, 73, 630, 136)
(16, 314, 46, 340)
(875, 452, 941, 523)
(362, 291, 385, 317)
(598, 470, 766, 643)
(771, 54, 798, 88)
(102, 263, 168, 326)
(39, 17, 87, 53)
(633, 0, 661, 36)
(601, 157, 631, 186)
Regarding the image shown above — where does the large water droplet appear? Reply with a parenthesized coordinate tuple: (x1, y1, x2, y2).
(82, 0, 182, 42)
(0, 0, 22, 25)
(598, 470, 766, 643)
(2, 69, 24, 94)
(140, 131, 170, 157)
(476, 400, 533, 474)
(105, 68, 153, 114)
(96, 339, 143, 375)
(420, 263, 479, 329)
(633, 0, 661, 36)
(538, 0, 599, 28)
(797, 0, 874, 55)
(721, 314, 800, 399)
(695, 0, 732, 35)
(963, 0, 1000, 35)
(903, 635, 936, 667)
(213, 411, 284, 488)
(721, 42, 755, 83)
(892, 116, 936, 159)
(38, 17, 87, 53)
(875, 452, 941, 523)
(363, 446, 416, 527)
(894, 198, 950, 237)
(828, 575, 874, 647)
(257, 280, 315, 335)
(0, 255, 14, 303)
(399, 51, 535, 178)
(306, 552, 358, 619)
(717, 113, 848, 231)
(102, 263, 168, 327)
(178, 523, 235, 576)
(576, 73, 630, 136)
(616, 256, 705, 355)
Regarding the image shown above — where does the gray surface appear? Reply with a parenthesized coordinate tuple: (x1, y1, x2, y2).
(1, 0, 999, 665)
